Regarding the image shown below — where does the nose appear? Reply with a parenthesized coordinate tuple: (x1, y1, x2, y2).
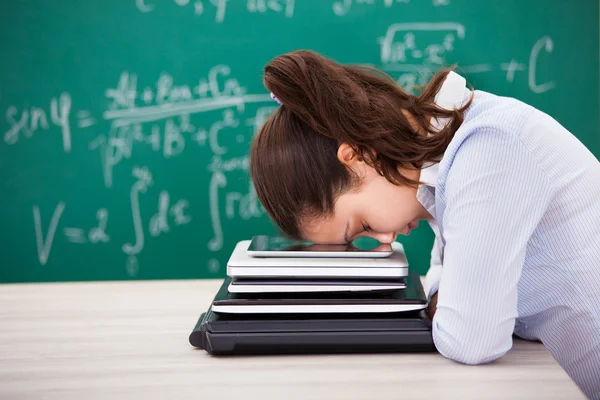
(368, 231, 397, 244)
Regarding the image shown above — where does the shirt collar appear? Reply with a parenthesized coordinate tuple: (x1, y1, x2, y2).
(433, 71, 468, 117)
(419, 71, 469, 187)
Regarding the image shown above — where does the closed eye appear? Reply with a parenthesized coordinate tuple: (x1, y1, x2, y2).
(347, 221, 370, 243)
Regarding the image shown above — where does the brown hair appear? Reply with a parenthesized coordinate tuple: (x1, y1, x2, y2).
(250, 50, 473, 240)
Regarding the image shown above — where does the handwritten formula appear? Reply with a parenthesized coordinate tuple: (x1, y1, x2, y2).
(1, 0, 573, 281)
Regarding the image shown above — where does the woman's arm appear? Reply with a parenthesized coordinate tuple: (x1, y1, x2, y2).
(425, 220, 444, 299)
(425, 220, 443, 317)
(431, 128, 555, 365)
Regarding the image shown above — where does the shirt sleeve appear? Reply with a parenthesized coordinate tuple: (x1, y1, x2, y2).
(432, 128, 555, 365)
(425, 220, 443, 300)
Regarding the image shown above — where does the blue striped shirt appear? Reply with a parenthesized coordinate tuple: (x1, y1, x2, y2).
(421, 72, 600, 398)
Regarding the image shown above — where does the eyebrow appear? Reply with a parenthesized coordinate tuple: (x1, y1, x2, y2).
(344, 220, 350, 244)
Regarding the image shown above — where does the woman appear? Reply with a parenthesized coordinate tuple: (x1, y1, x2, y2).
(249, 50, 600, 398)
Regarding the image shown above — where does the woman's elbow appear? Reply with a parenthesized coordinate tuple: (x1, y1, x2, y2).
(432, 321, 512, 365)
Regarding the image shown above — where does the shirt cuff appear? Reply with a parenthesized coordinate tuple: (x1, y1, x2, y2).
(425, 265, 442, 303)
(427, 279, 440, 304)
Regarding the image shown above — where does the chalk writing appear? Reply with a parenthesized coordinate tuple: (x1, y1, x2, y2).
(62, 209, 110, 244)
(226, 180, 262, 220)
(171, 199, 193, 225)
(499, 36, 555, 93)
(378, 22, 466, 66)
(247, 0, 295, 17)
(92, 109, 248, 188)
(207, 258, 220, 273)
(89, 209, 111, 243)
(149, 191, 171, 237)
(208, 171, 227, 252)
(501, 59, 527, 83)
(207, 109, 239, 155)
(208, 157, 264, 252)
(10, 7, 566, 282)
(122, 166, 153, 257)
(377, 24, 556, 94)
(136, 0, 294, 22)
(30, 165, 193, 275)
(333, 0, 447, 16)
(77, 110, 97, 128)
(33, 204, 110, 264)
(245, 106, 278, 135)
(528, 36, 555, 94)
(59, 65, 273, 275)
(103, 66, 268, 126)
(149, 191, 192, 237)
(63, 228, 87, 243)
(33, 202, 66, 266)
(119, 166, 193, 273)
(207, 154, 249, 173)
(4, 93, 72, 152)
(93, 65, 272, 189)
(126, 255, 139, 277)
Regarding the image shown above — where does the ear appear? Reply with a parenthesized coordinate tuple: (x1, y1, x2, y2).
(337, 143, 362, 167)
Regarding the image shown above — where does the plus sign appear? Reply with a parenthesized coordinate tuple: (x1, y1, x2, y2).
(500, 59, 527, 83)
(194, 80, 210, 97)
(192, 129, 208, 146)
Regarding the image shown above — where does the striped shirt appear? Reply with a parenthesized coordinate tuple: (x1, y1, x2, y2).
(421, 71, 600, 398)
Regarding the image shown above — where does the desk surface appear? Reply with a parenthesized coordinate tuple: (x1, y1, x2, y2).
(0, 278, 584, 400)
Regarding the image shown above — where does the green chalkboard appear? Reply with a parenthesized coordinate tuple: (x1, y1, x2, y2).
(1, 0, 598, 282)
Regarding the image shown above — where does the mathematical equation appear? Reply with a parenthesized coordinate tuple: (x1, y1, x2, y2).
(377, 23, 555, 94)
(32, 169, 191, 277)
(32, 161, 263, 276)
(3, 21, 558, 277)
(89, 64, 274, 189)
(4, 92, 73, 153)
(135, 0, 450, 20)
(333, 0, 449, 16)
(135, 0, 295, 22)
(7, 63, 272, 276)
(32, 167, 192, 267)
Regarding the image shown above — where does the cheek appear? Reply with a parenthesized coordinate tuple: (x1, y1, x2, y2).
(368, 191, 419, 230)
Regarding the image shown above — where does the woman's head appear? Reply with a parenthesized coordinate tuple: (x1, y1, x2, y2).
(250, 50, 471, 244)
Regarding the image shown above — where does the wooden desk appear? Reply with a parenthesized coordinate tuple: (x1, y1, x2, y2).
(0, 279, 584, 400)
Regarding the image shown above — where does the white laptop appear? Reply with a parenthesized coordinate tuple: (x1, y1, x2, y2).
(226, 240, 408, 279)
